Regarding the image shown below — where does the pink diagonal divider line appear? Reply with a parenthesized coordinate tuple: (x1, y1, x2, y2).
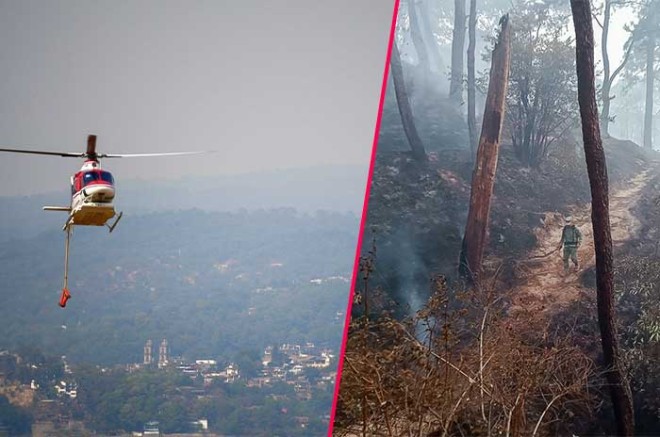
(327, 0, 401, 434)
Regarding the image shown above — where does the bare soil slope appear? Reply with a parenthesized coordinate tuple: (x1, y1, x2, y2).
(510, 169, 653, 316)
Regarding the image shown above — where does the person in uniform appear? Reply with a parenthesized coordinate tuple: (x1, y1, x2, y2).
(559, 216, 582, 273)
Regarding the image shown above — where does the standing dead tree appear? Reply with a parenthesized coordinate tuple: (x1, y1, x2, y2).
(570, 0, 635, 434)
(459, 16, 511, 281)
(391, 40, 428, 162)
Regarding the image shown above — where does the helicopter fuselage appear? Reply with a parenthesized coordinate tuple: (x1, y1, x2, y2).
(67, 160, 118, 227)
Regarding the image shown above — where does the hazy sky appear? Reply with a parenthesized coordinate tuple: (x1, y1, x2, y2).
(0, 1, 394, 196)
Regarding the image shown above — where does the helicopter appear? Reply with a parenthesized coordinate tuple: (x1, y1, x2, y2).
(0, 134, 204, 308)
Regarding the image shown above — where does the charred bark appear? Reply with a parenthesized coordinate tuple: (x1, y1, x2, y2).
(391, 40, 428, 162)
(450, 0, 466, 103)
(459, 16, 510, 281)
(570, 0, 635, 435)
(467, 0, 478, 156)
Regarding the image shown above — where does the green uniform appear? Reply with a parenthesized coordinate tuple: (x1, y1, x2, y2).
(560, 224, 582, 271)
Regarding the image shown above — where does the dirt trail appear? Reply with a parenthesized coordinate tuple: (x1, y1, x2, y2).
(510, 170, 652, 315)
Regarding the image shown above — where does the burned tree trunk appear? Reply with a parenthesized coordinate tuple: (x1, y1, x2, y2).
(459, 16, 510, 281)
(570, 0, 635, 435)
(467, 0, 478, 156)
(450, 0, 466, 103)
(391, 40, 427, 162)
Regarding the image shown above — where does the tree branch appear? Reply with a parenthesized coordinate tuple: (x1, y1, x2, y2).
(610, 35, 636, 84)
(592, 12, 604, 29)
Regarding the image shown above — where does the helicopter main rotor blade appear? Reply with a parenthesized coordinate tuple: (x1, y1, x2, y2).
(0, 148, 83, 158)
(99, 151, 209, 158)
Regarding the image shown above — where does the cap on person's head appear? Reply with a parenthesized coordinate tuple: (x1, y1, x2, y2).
(565, 215, 573, 223)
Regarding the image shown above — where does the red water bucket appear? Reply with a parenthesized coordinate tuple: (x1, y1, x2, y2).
(59, 288, 71, 308)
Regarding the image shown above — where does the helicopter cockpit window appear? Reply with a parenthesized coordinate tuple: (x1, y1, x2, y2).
(100, 171, 114, 184)
(81, 171, 114, 186)
(82, 172, 99, 186)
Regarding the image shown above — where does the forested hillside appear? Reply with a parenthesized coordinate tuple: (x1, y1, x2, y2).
(0, 208, 358, 364)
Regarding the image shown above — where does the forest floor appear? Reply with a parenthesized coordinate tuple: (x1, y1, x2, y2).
(507, 167, 655, 321)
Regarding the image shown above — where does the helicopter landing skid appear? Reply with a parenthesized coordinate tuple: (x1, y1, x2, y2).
(106, 211, 123, 233)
